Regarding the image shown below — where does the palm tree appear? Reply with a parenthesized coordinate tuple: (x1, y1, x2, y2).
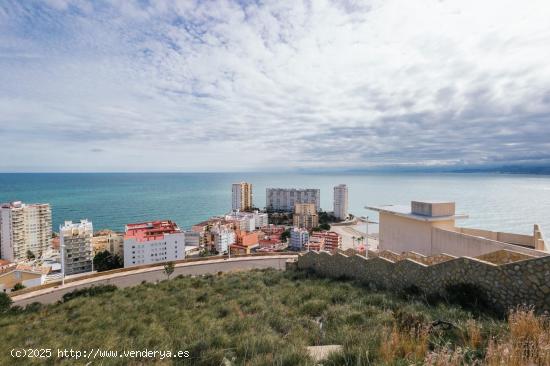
(351, 236, 356, 250)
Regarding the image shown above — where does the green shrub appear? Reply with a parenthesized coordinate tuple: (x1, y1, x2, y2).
(0, 292, 12, 313)
(62, 285, 117, 302)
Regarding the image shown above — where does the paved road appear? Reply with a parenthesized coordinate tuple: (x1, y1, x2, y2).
(12, 255, 296, 307)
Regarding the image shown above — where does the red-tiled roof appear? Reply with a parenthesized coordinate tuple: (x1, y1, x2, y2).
(125, 220, 181, 242)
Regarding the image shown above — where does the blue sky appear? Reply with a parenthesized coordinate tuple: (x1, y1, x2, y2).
(1, 0, 550, 172)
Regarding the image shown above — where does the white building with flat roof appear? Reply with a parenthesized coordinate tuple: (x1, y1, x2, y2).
(60, 220, 94, 276)
(266, 188, 320, 212)
(1, 201, 52, 262)
(212, 227, 236, 253)
(123, 221, 185, 268)
(333, 184, 349, 220)
(289, 228, 309, 251)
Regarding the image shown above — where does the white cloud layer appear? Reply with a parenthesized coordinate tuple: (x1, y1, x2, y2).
(1, 0, 550, 171)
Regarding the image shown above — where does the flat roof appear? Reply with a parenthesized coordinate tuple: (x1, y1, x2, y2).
(366, 204, 468, 222)
(125, 220, 181, 242)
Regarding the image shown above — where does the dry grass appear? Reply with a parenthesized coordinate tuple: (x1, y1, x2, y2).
(379, 324, 430, 363)
(485, 307, 550, 366)
(425, 347, 480, 366)
(465, 319, 482, 349)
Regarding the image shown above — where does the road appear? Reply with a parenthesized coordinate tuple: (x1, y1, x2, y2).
(12, 255, 296, 307)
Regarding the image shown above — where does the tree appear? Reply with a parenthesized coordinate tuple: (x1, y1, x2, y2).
(319, 223, 331, 231)
(164, 261, 175, 280)
(93, 250, 123, 272)
(0, 292, 12, 313)
(12, 283, 25, 292)
(281, 229, 291, 242)
(26, 250, 35, 260)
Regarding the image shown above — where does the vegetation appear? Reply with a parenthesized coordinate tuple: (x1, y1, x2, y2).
(0, 270, 548, 365)
(26, 250, 36, 260)
(11, 283, 25, 292)
(164, 261, 175, 279)
(318, 210, 337, 224)
(313, 223, 331, 232)
(268, 212, 293, 225)
(280, 228, 291, 242)
(93, 250, 123, 272)
(0, 293, 12, 313)
(61, 285, 118, 303)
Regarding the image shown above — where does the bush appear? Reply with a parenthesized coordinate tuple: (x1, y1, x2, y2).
(0, 292, 12, 313)
(11, 283, 25, 292)
(24, 302, 43, 313)
(62, 285, 117, 302)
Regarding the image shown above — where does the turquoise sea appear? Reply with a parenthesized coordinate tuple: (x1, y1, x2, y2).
(0, 173, 548, 236)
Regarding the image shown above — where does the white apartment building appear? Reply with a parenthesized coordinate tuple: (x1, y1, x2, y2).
(333, 184, 349, 220)
(225, 212, 255, 232)
(123, 221, 185, 268)
(212, 227, 236, 253)
(289, 228, 310, 251)
(0, 201, 52, 262)
(266, 188, 320, 212)
(225, 209, 269, 231)
(253, 211, 269, 228)
(60, 220, 94, 276)
(232, 182, 253, 211)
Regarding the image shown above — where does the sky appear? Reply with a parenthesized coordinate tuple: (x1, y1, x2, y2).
(1, 0, 550, 172)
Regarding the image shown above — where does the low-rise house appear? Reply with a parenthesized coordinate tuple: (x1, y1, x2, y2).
(0, 267, 45, 293)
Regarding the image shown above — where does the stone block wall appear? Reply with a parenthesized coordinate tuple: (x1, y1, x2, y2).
(295, 251, 550, 313)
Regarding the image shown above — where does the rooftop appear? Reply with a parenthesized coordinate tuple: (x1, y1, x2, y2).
(366, 203, 468, 222)
(124, 220, 181, 242)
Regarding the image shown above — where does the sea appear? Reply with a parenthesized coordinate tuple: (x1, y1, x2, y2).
(0, 173, 548, 236)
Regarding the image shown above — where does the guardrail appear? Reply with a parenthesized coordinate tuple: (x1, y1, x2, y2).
(10, 252, 296, 297)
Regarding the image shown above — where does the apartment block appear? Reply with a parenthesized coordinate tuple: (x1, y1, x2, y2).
(123, 220, 185, 268)
(60, 220, 94, 276)
(91, 230, 124, 259)
(232, 182, 253, 211)
(311, 231, 342, 252)
(266, 188, 320, 212)
(333, 184, 349, 220)
(212, 227, 236, 254)
(293, 203, 319, 230)
(289, 228, 309, 250)
(0, 201, 52, 262)
(306, 236, 325, 251)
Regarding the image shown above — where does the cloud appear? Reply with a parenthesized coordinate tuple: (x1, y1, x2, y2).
(0, 0, 550, 172)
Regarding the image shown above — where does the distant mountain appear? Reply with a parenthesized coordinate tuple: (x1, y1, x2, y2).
(301, 165, 550, 175)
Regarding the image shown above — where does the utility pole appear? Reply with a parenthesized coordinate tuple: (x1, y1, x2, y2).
(61, 241, 65, 286)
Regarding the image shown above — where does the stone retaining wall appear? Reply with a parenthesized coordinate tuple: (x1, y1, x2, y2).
(294, 251, 550, 313)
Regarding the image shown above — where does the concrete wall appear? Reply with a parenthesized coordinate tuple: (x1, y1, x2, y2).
(295, 251, 550, 313)
(378, 212, 455, 255)
(432, 228, 547, 258)
(534, 224, 547, 251)
(455, 227, 534, 247)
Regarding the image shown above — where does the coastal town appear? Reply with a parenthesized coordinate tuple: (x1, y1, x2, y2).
(0, 182, 372, 293)
(1, 180, 547, 297)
